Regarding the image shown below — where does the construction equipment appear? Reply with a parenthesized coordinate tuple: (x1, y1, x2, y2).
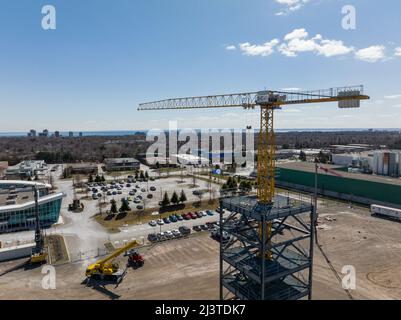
(126, 249, 145, 268)
(138, 85, 370, 259)
(68, 199, 84, 212)
(30, 185, 47, 264)
(85, 240, 140, 282)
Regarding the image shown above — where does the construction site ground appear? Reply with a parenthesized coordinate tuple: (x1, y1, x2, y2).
(1, 198, 401, 300)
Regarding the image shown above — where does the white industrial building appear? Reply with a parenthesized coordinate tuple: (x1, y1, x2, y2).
(331, 152, 373, 173)
(331, 150, 401, 177)
(372, 151, 401, 177)
(5, 160, 47, 179)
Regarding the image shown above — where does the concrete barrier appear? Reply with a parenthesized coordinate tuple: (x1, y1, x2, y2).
(0, 243, 35, 262)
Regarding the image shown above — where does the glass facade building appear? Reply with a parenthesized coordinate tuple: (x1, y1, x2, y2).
(0, 181, 63, 233)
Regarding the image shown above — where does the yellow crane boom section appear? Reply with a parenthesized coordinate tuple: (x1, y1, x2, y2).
(96, 240, 140, 266)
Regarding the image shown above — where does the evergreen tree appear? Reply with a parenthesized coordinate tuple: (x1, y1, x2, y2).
(145, 171, 149, 179)
(110, 199, 117, 214)
(120, 199, 130, 212)
(161, 192, 170, 207)
(101, 175, 106, 182)
(171, 191, 179, 205)
(88, 174, 93, 183)
(179, 190, 187, 203)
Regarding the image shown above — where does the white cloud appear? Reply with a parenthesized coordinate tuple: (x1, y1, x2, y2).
(355, 45, 386, 62)
(225, 45, 236, 51)
(395, 47, 401, 57)
(281, 87, 302, 91)
(384, 94, 401, 99)
(239, 39, 280, 57)
(230, 28, 388, 62)
(279, 28, 353, 58)
(282, 108, 301, 113)
(392, 104, 401, 108)
(284, 28, 308, 41)
(317, 39, 354, 57)
(274, 0, 310, 15)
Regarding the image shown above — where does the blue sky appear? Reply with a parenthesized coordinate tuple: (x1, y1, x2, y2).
(0, 0, 401, 131)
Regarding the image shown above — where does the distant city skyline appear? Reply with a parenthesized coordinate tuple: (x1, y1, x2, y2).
(1, 0, 401, 131)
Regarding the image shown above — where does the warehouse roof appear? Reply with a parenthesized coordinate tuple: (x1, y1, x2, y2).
(276, 161, 401, 187)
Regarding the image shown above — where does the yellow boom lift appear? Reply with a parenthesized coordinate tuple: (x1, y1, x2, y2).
(86, 240, 140, 282)
(138, 85, 370, 259)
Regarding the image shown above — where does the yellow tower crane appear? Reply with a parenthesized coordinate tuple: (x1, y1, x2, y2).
(138, 85, 370, 257)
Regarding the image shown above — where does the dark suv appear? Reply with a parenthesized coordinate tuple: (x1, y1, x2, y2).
(179, 226, 191, 235)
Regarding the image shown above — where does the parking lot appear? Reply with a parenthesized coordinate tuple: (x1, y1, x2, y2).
(85, 175, 220, 213)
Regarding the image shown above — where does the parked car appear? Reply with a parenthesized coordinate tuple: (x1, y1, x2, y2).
(179, 226, 191, 235)
(126, 183, 131, 188)
(189, 212, 197, 219)
(176, 214, 184, 221)
(117, 190, 122, 195)
(150, 186, 156, 191)
(200, 224, 208, 231)
(193, 225, 202, 232)
(216, 208, 225, 214)
(136, 205, 144, 210)
(182, 213, 190, 220)
(206, 222, 215, 229)
(172, 229, 181, 238)
(134, 198, 141, 204)
(107, 191, 112, 196)
(206, 210, 214, 216)
(92, 194, 98, 200)
(157, 232, 166, 241)
(141, 188, 146, 192)
(147, 194, 153, 199)
(129, 190, 136, 196)
(211, 228, 230, 242)
(148, 233, 158, 242)
(165, 230, 174, 239)
(163, 217, 171, 224)
(157, 219, 164, 225)
(196, 211, 203, 218)
(169, 215, 177, 223)
(201, 211, 207, 217)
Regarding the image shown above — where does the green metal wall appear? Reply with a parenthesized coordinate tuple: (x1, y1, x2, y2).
(276, 168, 401, 206)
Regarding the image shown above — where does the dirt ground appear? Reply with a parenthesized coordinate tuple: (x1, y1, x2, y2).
(1, 198, 401, 300)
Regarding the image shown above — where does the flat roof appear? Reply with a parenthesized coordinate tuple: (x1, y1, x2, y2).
(0, 180, 51, 188)
(69, 163, 98, 168)
(0, 192, 64, 213)
(276, 161, 401, 187)
(104, 158, 139, 163)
